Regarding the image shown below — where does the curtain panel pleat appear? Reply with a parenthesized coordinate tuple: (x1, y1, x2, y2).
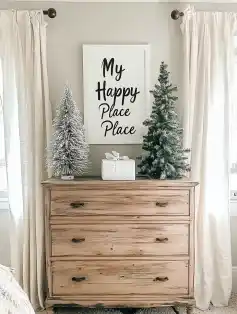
(181, 7, 237, 310)
(0, 10, 52, 310)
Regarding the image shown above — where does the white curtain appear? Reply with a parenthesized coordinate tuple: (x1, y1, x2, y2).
(181, 7, 237, 310)
(0, 10, 52, 309)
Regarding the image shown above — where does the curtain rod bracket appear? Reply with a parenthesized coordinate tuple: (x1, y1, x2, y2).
(43, 8, 57, 19)
(171, 9, 184, 20)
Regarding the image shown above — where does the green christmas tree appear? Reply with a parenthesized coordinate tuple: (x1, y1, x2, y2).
(138, 62, 190, 179)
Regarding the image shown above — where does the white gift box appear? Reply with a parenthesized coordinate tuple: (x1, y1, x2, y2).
(101, 159, 135, 181)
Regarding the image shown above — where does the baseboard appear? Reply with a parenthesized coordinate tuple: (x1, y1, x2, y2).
(233, 267, 237, 292)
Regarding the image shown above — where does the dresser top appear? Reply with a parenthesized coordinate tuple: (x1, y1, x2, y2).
(42, 177, 198, 188)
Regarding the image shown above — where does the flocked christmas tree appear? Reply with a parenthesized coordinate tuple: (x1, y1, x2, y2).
(48, 85, 90, 179)
(138, 62, 190, 179)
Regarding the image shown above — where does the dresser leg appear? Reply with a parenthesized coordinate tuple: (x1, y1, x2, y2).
(120, 308, 137, 314)
(186, 305, 193, 314)
(46, 307, 54, 314)
(171, 306, 179, 314)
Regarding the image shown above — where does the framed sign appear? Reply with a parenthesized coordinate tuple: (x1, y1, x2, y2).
(83, 44, 150, 144)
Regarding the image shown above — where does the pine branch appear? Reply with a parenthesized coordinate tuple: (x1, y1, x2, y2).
(138, 62, 191, 179)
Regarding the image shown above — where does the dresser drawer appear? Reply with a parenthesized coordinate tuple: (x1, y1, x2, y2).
(51, 223, 189, 257)
(50, 189, 189, 216)
(52, 260, 188, 296)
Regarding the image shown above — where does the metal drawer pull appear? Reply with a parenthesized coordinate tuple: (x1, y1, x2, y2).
(153, 276, 169, 282)
(72, 276, 87, 282)
(155, 237, 168, 243)
(156, 202, 168, 207)
(70, 202, 85, 208)
(71, 238, 85, 243)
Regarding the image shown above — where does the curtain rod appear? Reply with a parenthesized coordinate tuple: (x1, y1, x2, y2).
(44, 7, 182, 20)
(43, 8, 57, 18)
(171, 9, 184, 20)
(44, 7, 184, 20)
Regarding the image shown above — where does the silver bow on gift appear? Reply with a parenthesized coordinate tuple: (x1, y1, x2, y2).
(105, 151, 129, 160)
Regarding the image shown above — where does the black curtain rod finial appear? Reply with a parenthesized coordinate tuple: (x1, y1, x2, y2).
(43, 8, 57, 19)
(171, 9, 184, 20)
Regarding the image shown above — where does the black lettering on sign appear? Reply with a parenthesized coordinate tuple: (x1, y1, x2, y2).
(102, 58, 125, 81)
(96, 56, 141, 138)
(95, 81, 140, 106)
(99, 103, 131, 120)
(101, 120, 136, 137)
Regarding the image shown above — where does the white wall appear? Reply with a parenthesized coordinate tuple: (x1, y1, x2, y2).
(37, 1, 181, 175)
(0, 1, 183, 176)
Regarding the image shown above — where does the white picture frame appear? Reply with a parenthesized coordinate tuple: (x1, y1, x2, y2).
(83, 44, 150, 144)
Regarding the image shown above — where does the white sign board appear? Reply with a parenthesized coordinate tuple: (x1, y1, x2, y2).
(83, 45, 150, 144)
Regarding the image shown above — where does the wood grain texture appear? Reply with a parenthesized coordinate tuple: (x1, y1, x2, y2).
(50, 215, 192, 224)
(47, 295, 195, 302)
(188, 187, 195, 297)
(44, 187, 53, 297)
(50, 189, 189, 216)
(45, 296, 195, 308)
(51, 223, 189, 257)
(50, 256, 190, 261)
(42, 178, 198, 189)
(52, 260, 189, 296)
(43, 178, 197, 309)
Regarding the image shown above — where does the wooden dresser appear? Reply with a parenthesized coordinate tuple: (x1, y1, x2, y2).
(42, 179, 198, 314)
